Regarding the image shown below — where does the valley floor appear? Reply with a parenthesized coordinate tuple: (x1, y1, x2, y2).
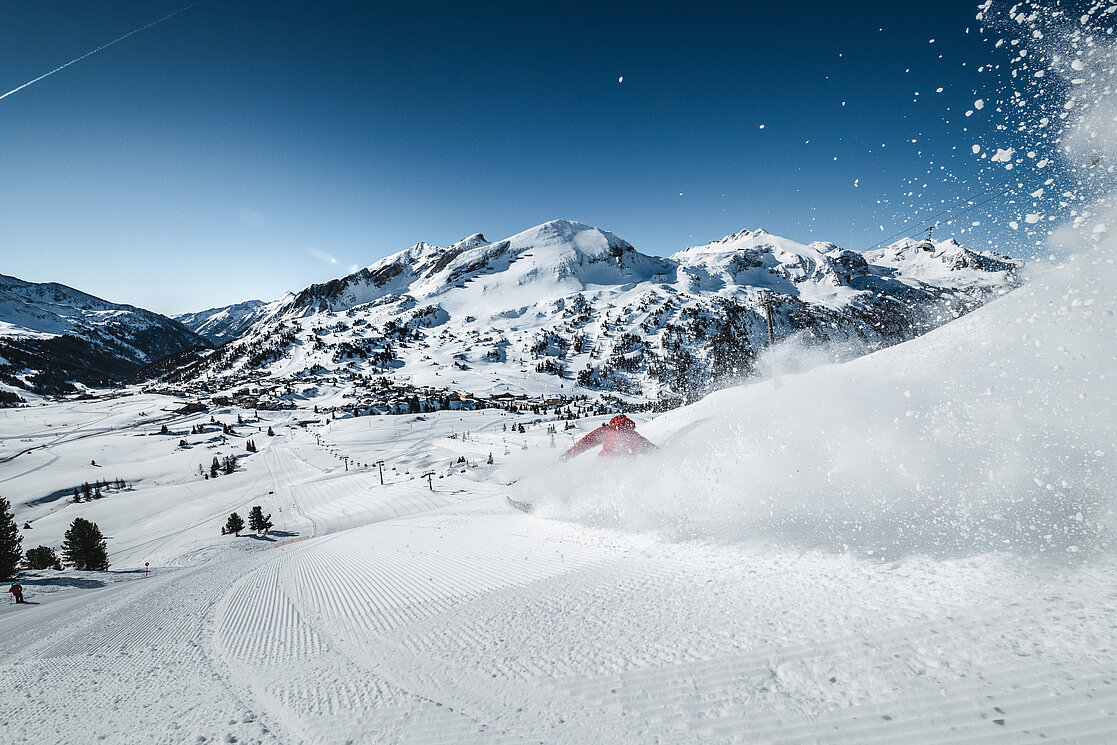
(1, 399, 1115, 744)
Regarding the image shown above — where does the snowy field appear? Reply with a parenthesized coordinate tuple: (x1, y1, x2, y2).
(2, 236, 1116, 744)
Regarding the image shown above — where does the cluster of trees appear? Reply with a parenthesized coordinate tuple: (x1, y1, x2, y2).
(222, 506, 273, 537)
(71, 478, 129, 503)
(209, 455, 237, 479)
(1, 497, 109, 579)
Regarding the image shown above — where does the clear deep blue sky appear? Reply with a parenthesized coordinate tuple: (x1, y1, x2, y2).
(2, 1, 1035, 315)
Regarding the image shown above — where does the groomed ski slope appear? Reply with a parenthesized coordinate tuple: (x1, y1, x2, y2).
(2, 255, 1116, 744)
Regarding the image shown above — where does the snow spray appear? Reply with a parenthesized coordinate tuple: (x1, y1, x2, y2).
(514, 2, 1117, 562)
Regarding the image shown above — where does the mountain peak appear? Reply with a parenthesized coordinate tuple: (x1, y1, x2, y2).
(451, 233, 488, 251)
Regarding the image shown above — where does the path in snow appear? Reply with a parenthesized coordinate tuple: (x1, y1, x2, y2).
(7, 499, 1114, 744)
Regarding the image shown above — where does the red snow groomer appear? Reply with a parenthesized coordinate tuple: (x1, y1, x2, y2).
(561, 414, 658, 460)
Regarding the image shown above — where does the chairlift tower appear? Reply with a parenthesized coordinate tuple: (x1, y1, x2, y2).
(760, 292, 776, 347)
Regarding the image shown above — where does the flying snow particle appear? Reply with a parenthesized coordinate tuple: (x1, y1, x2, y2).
(618, 76, 623, 83)
(974, 98, 985, 109)
(1024, 213, 1042, 224)
(854, 179, 860, 187)
(1071, 59, 1085, 71)
(972, 144, 982, 154)
(991, 147, 1015, 162)
(759, 124, 765, 129)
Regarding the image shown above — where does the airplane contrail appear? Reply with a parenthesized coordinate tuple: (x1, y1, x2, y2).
(0, 2, 201, 102)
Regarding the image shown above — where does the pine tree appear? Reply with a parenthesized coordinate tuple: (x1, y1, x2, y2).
(224, 512, 245, 537)
(62, 518, 109, 571)
(160, 424, 169, 435)
(72, 487, 82, 503)
(0, 497, 22, 580)
(247, 506, 273, 536)
(210, 456, 220, 479)
(24, 545, 62, 571)
(222, 456, 236, 475)
(487, 452, 494, 465)
(267, 426, 275, 437)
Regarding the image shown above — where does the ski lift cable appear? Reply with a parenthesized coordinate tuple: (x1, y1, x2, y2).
(866, 171, 1024, 251)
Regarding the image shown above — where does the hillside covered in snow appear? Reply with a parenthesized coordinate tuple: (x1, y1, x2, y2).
(165, 219, 1020, 406)
(0, 273, 209, 398)
(0, 217, 1110, 743)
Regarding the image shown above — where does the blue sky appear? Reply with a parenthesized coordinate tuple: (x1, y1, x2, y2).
(2, 1, 1043, 314)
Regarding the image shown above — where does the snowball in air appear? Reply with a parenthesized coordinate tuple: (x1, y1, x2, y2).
(618, 76, 623, 83)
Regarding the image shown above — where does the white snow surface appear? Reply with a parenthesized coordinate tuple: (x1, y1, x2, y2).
(1, 227, 1114, 742)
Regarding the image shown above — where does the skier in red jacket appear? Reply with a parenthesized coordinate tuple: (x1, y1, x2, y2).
(8, 582, 25, 604)
(561, 415, 658, 460)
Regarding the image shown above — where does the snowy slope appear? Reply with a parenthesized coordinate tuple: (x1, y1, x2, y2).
(0, 273, 209, 395)
(0, 229, 1111, 743)
(163, 220, 1020, 404)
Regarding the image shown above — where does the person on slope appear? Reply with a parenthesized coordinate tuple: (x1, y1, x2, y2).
(8, 582, 25, 604)
(561, 415, 658, 460)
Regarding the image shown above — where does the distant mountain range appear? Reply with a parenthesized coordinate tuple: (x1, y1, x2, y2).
(0, 220, 1022, 405)
(0, 273, 208, 398)
(160, 219, 1021, 405)
(174, 300, 273, 346)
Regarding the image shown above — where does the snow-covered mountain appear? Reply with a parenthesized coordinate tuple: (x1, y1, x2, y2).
(162, 220, 1021, 403)
(0, 273, 209, 396)
(175, 300, 273, 345)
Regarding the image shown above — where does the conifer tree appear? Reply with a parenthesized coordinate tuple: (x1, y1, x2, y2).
(267, 426, 275, 437)
(160, 424, 169, 435)
(0, 497, 22, 580)
(24, 545, 62, 571)
(62, 518, 109, 571)
(224, 512, 245, 537)
(247, 506, 273, 536)
(210, 456, 220, 479)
